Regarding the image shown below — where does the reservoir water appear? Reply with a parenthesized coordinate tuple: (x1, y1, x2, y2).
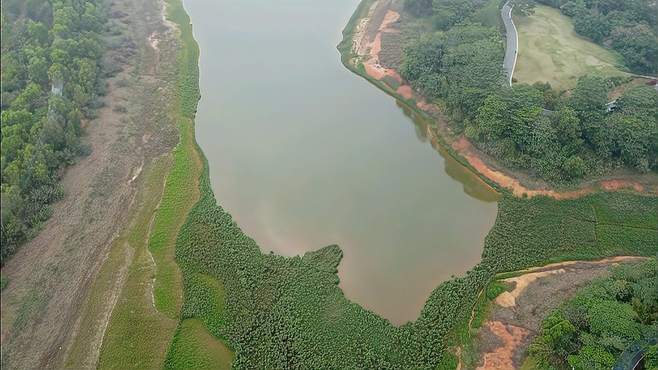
(184, 0, 499, 324)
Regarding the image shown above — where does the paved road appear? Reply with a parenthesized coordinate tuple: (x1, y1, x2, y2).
(502, 1, 517, 86)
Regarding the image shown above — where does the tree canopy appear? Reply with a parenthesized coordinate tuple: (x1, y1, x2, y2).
(399, 0, 658, 184)
(1, 0, 106, 263)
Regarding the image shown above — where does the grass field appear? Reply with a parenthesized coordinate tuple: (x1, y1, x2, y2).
(513, 5, 628, 90)
(165, 319, 234, 369)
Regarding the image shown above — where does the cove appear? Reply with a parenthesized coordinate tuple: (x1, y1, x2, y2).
(184, 0, 498, 325)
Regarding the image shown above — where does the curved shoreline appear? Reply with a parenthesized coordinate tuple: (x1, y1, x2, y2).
(338, 0, 658, 200)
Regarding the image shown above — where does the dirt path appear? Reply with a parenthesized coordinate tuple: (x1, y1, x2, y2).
(348, 0, 658, 200)
(474, 257, 646, 369)
(0, 0, 178, 368)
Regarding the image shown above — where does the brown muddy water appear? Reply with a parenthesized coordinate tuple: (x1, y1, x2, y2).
(184, 0, 499, 325)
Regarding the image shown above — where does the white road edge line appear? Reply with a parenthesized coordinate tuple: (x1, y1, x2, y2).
(508, 4, 518, 86)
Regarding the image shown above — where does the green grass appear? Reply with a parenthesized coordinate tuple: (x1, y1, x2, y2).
(513, 5, 628, 90)
(165, 319, 233, 370)
(0, 275, 8, 291)
(146, 0, 203, 318)
(94, 0, 217, 366)
(159, 0, 234, 367)
(95, 156, 184, 369)
(149, 113, 197, 318)
(66, 158, 174, 369)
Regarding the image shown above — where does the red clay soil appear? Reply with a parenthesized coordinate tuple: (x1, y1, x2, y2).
(451, 138, 650, 199)
(474, 257, 647, 369)
(477, 321, 530, 370)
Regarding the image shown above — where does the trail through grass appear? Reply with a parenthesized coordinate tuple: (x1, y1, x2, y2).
(65, 157, 171, 368)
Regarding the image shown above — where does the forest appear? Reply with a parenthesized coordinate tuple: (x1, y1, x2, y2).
(530, 259, 657, 369)
(0, 0, 106, 262)
(400, 0, 658, 184)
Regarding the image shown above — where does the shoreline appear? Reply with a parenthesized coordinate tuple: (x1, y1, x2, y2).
(338, 0, 658, 200)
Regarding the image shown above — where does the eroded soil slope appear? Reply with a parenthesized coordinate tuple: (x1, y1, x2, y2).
(475, 257, 646, 369)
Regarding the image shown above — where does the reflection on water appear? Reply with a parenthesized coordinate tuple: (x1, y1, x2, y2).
(185, 0, 498, 325)
(398, 102, 500, 203)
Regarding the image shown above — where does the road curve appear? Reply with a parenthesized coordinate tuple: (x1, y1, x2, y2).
(501, 1, 518, 86)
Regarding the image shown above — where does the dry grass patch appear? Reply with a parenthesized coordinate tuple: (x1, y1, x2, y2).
(513, 5, 628, 90)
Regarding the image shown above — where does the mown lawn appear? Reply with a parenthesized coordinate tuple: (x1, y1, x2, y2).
(513, 5, 628, 90)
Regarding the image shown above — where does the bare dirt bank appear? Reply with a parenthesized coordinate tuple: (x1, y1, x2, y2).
(345, 0, 658, 200)
(475, 256, 646, 369)
(0, 0, 179, 368)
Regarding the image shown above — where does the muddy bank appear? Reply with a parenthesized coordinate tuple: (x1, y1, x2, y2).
(343, 0, 658, 199)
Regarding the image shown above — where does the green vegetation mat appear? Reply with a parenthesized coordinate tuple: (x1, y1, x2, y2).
(169, 151, 657, 369)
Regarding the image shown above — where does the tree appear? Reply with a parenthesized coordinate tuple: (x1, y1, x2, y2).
(27, 56, 49, 86)
(646, 344, 658, 370)
(562, 155, 586, 179)
(569, 75, 609, 115)
(552, 107, 582, 152)
(567, 344, 616, 370)
(541, 311, 577, 357)
(616, 85, 658, 119)
(404, 0, 433, 17)
(1, 0, 106, 262)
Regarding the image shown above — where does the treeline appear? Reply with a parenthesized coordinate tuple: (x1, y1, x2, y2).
(399, 0, 658, 183)
(538, 0, 658, 75)
(468, 77, 658, 182)
(530, 258, 657, 369)
(1, 0, 106, 262)
(400, 23, 505, 121)
(403, 0, 506, 30)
